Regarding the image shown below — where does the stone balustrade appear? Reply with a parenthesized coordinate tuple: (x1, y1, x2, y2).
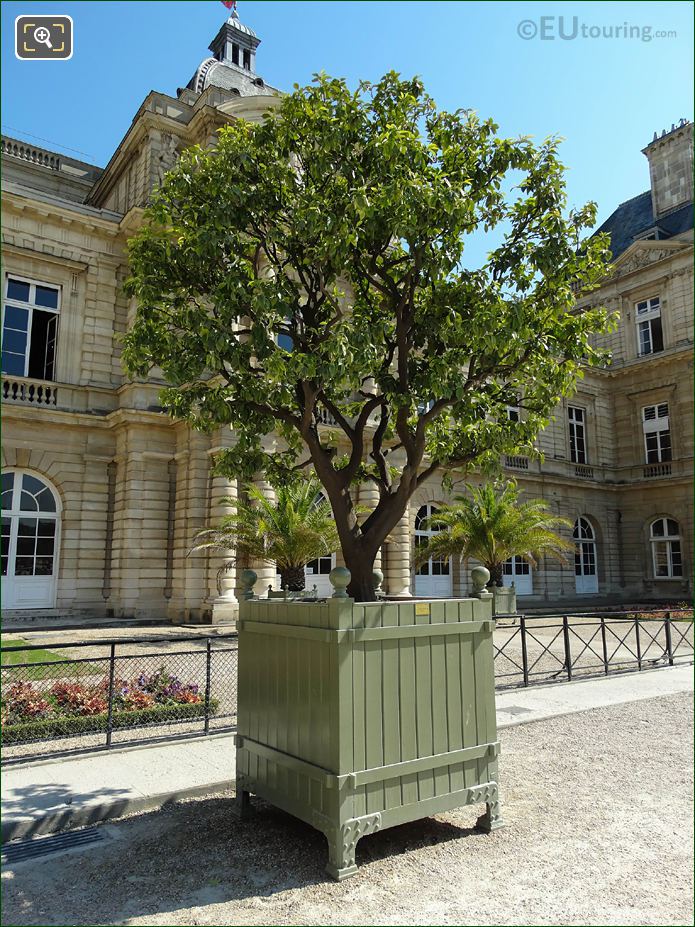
(1, 137, 61, 169)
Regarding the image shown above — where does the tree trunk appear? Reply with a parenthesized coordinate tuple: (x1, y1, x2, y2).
(343, 546, 378, 602)
(306, 450, 415, 603)
(280, 564, 306, 592)
(487, 561, 504, 588)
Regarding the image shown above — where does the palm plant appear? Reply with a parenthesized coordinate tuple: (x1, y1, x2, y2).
(191, 478, 339, 592)
(415, 482, 573, 587)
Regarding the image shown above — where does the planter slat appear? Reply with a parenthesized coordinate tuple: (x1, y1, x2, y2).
(350, 741, 499, 786)
(398, 635, 418, 807)
(414, 634, 434, 801)
(349, 620, 494, 640)
(241, 620, 495, 641)
(236, 595, 503, 880)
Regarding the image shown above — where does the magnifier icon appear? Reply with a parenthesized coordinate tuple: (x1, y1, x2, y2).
(33, 26, 53, 49)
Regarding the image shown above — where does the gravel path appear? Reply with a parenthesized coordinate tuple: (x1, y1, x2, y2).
(3, 692, 692, 927)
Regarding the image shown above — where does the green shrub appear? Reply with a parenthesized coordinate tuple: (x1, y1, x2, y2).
(1, 698, 219, 745)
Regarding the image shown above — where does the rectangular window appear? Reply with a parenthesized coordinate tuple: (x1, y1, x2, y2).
(652, 540, 682, 578)
(635, 296, 664, 356)
(2, 276, 60, 380)
(568, 406, 587, 464)
(642, 403, 671, 463)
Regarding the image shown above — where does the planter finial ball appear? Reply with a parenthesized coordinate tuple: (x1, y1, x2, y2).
(240, 569, 257, 600)
(329, 566, 351, 598)
(372, 569, 384, 593)
(471, 566, 491, 596)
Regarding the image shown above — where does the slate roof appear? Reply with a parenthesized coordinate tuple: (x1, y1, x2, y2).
(595, 190, 694, 259)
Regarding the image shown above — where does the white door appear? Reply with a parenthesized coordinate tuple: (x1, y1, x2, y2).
(304, 553, 336, 596)
(414, 504, 453, 598)
(503, 557, 533, 596)
(574, 517, 598, 594)
(1, 471, 61, 609)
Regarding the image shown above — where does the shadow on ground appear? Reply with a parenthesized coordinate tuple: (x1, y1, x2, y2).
(3, 793, 486, 925)
(2, 783, 136, 840)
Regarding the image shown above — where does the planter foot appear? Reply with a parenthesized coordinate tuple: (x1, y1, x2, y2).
(324, 813, 382, 881)
(325, 861, 359, 882)
(233, 788, 253, 821)
(476, 799, 504, 832)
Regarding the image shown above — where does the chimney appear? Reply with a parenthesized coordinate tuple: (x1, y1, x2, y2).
(642, 119, 694, 220)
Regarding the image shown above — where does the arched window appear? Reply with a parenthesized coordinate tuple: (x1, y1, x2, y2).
(414, 503, 452, 598)
(649, 518, 683, 578)
(573, 516, 598, 594)
(2, 470, 61, 608)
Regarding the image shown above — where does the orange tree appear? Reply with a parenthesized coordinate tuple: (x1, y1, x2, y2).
(123, 73, 613, 601)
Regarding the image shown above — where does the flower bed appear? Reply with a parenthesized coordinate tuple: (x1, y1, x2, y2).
(1, 667, 219, 745)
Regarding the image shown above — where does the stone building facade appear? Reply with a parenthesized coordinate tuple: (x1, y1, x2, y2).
(1, 12, 692, 624)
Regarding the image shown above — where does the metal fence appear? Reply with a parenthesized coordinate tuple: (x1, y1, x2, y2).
(493, 610, 694, 689)
(1, 634, 238, 763)
(1, 611, 692, 763)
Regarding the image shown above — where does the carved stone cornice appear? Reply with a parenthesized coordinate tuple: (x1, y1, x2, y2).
(611, 239, 691, 280)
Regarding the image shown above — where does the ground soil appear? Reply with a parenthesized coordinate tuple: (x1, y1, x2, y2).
(2, 692, 693, 926)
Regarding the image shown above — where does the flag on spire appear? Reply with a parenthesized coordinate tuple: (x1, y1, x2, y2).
(221, 0, 237, 11)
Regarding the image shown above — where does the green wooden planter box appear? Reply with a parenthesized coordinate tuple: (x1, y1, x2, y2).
(235, 595, 502, 880)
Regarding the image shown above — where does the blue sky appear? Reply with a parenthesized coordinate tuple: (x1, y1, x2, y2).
(2, 0, 693, 265)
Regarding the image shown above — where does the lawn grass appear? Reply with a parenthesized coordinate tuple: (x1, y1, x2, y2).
(1, 637, 102, 680)
(1, 637, 65, 664)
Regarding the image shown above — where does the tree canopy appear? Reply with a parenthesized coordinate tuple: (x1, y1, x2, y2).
(123, 72, 614, 600)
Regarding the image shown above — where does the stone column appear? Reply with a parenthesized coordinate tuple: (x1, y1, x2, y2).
(168, 425, 211, 623)
(358, 482, 382, 573)
(248, 475, 277, 596)
(384, 504, 412, 597)
(207, 468, 239, 622)
(609, 508, 625, 591)
(111, 428, 172, 620)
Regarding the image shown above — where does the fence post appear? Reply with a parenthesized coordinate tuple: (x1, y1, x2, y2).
(634, 616, 642, 671)
(664, 612, 674, 666)
(105, 643, 116, 748)
(600, 615, 609, 675)
(204, 638, 212, 734)
(520, 615, 529, 687)
(562, 615, 572, 681)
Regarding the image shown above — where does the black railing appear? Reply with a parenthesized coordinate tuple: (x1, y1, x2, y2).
(1, 612, 692, 763)
(493, 610, 694, 689)
(1, 634, 238, 762)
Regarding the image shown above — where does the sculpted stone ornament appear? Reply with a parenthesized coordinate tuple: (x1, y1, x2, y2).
(617, 246, 675, 277)
(372, 568, 384, 595)
(329, 566, 351, 598)
(156, 132, 179, 184)
(239, 568, 257, 600)
(471, 565, 491, 596)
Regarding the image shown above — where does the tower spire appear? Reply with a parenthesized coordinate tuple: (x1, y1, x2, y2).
(209, 1, 260, 73)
